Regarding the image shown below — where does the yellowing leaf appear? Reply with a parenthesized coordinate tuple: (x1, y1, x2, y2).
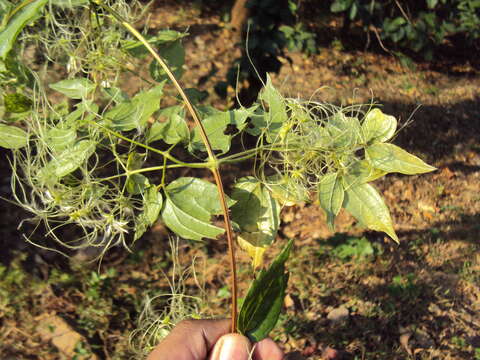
(231, 177, 281, 267)
(366, 143, 436, 175)
(343, 182, 398, 242)
(237, 233, 269, 269)
(362, 108, 397, 143)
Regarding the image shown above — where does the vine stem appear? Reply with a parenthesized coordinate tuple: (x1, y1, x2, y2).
(95, 1, 238, 332)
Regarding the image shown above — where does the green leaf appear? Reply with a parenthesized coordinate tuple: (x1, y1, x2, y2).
(161, 177, 234, 241)
(0, 0, 47, 61)
(426, 0, 438, 9)
(49, 78, 96, 99)
(248, 75, 287, 142)
(362, 108, 397, 143)
(318, 173, 344, 231)
(4, 93, 32, 113)
(123, 30, 187, 58)
(146, 106, 189, 145)
(330, 0, 353, 12)
(104, 84, 164, 131)
(0, 123, 27, 149)
(189, 107, 254, 154)
(231, 177, 281, 268)
(102, 87, 129, 104)
(238, 239, 293, 342)
(323, 112, 361, 149)
(342, 182, 398, 242)
(126, 174, 150, 195)
(134, 186, 163, 240)
(45, 126, 76, 153)
(50, 0, 89, 8)
(346, 160, 387, 183)
(366, 143, 436, 175)
(38, 140, 96, 181)
(149, 40, 185, 82)
(267, 176, 309, 206)
(65, 101, 98, 126)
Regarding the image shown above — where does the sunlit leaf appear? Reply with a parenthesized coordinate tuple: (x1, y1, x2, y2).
(0, 123, 27, 149)
(346, 159, 386, 184)
(123, 30, 187, 58)
(238, 239, 292, 342)
(102, 87, 129, 104)
(342, 182, 398, 242)
(146, 106, 189, 145)
(189, 107, 255, 154)
(134, 186, 163, 240)
(231, 177, 281, 268)
(247, 75, 286, 142)
(161, 177, 234, 240)
(366, 143, 436, 175)
(324, 112, 361, 149)
(104, 84, 164, 131)
(0, 0, 47, 61)
(38, 140, 96, 182)
(45, 126, 76, 153)
(362, 108, 397, 143)
(267, 176, 309, 206)
(49, 78, 96, 99)
(65, 101, 98, 126)
(318, 172, 344, 231)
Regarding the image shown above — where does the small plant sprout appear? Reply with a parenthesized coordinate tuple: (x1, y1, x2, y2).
(0, 0, 435, 347)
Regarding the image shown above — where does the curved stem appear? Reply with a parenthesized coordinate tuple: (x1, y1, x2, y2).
(96, 1, 238, 332)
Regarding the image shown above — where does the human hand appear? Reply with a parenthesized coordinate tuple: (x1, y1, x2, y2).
(147, 319, 284, 360)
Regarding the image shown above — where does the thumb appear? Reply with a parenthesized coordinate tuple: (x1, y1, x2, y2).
(209, 333, 252, 360)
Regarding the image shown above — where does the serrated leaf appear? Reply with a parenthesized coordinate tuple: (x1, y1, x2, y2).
(150, 40, 185, 82)
(231, 177, 281, 267)
(238, 239, 293, 342)
(0, 0, 47, 60)
(49, 78, 96, 99)
(189, 107, 254, 154)
(247, 75, 286, 142)
(362, 108, 397, 143)
(104, 84, 164, 131)
(134, 186, 163, 240)
(0, 123, 27, 149)
(366, 143, 436, 175)
(161, 177, 234, 240)
(147, 106, 189, 145)
(38, 140, 96, 182)
(318, 173, 344, 231)
(342, 182, 398, 242)
(4, 93, 32, 113)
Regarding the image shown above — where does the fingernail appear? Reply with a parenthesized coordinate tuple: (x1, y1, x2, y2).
(210, 334, 251, 360)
